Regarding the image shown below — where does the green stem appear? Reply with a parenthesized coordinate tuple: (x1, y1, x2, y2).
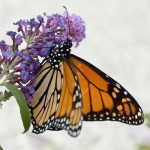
(0, 56, 21, 81)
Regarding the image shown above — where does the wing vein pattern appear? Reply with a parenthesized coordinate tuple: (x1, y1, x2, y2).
(70, 54, 144, 125)
(29, 59, 83, 137)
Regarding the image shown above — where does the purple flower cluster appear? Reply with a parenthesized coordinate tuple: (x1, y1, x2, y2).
(0, 10, 86, 102)
(63, 12, 86, 47)
(0, 34, 41, 102)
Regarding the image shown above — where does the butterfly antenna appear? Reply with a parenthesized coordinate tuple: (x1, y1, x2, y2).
(63, 6, 71, 38)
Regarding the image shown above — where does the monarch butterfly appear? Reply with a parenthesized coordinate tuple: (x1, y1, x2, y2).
(29, 9, 144, 137)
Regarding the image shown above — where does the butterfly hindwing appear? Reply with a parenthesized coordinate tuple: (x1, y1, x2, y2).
(48, 126, 62, 131)
(70, 54, 144, 125)
(52, 59, 82, 137)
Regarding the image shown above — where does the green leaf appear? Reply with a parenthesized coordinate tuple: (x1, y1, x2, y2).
(3, 90, 13, 100)
(138, 145, 150, 150)
(0, 103, 2, 109)
(0, 90, 12, 103)
(0, 90, 12, 109)
(145, 113, 150, 119)
(145, 113, 150, 128)
(0, 82, 31, 133)
(0, 145, 3, 150)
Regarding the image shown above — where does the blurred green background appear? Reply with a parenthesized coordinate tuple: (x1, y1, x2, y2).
(0, 0, 150, 150)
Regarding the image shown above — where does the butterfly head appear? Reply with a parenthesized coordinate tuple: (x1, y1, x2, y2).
(64, 38, 72, 49)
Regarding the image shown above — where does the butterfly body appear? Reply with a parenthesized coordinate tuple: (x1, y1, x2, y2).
(29, 38, 144, 137)
(48, 39, 72, 68)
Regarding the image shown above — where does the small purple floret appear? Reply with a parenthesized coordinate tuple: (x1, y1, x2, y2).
(37, 15, 44, 23)
(15, 34, 23, 45)
(20, 70, 30, 84)
(1, 49, 12, 60)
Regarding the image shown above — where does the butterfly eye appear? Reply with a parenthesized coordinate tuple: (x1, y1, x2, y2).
(65, 38, 72, 47)
(67, 40, 72, 48)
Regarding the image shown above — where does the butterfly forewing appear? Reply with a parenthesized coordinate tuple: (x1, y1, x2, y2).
(70, 54, 144, 125)
(29, 62, 64, 133)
